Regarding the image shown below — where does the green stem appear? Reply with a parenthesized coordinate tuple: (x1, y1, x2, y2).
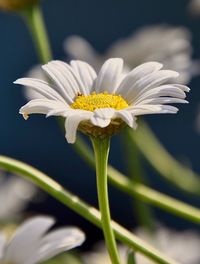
(91, 137, 120, 264)
(21, 4, 52, 64)
(122, 128, 154, 231)
(130, 120, 200, 195)
(0, 155, 176, 264)
(73, 137, 200, 224)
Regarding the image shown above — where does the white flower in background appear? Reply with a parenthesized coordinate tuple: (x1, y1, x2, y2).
(82, 241, 127, 264)
(136, 226, 200, 264)
(83, 226, 200, 264)
(188, 0, 200, 15)
(65, 25, 198, 84)
(0, 215, 85, 264)
(15, 59, 189, 143)
(0, 172, 37, 221)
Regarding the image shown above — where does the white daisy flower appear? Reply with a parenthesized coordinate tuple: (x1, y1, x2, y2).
(0, 215, 85, 264)
(0, 172, 37, 221)
(83, 226, 200, 264)
(15, 59, 189, 144)
(65, 25, 198, 84)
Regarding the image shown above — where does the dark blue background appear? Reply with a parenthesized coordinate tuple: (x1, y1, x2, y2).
(1, 0, 200, 245)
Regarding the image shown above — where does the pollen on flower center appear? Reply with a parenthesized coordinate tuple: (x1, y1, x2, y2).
(71, 92, 129, 111)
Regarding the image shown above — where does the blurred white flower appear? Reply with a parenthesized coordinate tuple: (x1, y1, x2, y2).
(16, 59, 189, 143)
(83, 226, 200, 264)
(65, 25, 198, 84)
(82, 241, 127, 264)
(136, 226, 200, 264)
(188, 0, 200, 15)
(0, 172, 37, 221)
(0, 215, 85, 264)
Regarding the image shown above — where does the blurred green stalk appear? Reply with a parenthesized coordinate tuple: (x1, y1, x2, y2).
(128, 121, 200, 194)
(122, 128, 155, 231)
(0, 155, 177, 264)
(21, 3, 52, 64)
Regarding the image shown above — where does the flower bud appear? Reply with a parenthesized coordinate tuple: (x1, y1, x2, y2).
(0, 0, 39, 11)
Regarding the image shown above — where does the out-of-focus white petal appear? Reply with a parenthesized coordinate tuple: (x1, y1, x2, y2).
(0, 174, 37, 220)
(0, 234, 6, 259)
(34, 228, 85, 263)
(94, 58, 124, 93)
(4, 216, 55, 264)
(64, 35, 104, 71)
(90, 108, 116, 127)
(65, 111, 93, 143)
(70, 60, 97, 94)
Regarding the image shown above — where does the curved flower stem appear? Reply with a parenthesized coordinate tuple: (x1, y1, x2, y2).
(129, 121, 200, 195)
(0, 155, 177, 264)
(21, 4, 52, 64)
(91, 137, 120, 264)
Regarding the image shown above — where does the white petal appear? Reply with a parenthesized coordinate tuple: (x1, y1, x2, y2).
(0, 176, 36, 220)
(94, 58, 124, 93)
(65, 111, 93, 143)
(90, 108, 115, 127)
(115, 110, 137, 128)
(127, 70, 179, 103)
(4, 216, 55, 264)
(70, 60, 97, 94)
(33, 227, 85, 263)
(42, 61, 81, 103)
(116, 62, 163, 97)
(19, 99, 69, 118)
(128, 104, 178, 115)
(0, 234, 6, 259)
(137, 97, 188, 105)
(133, 85, 187, 105)
(14, 78, 66, 103)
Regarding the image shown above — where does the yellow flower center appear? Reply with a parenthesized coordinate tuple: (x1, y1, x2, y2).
(71, 92, 128, 111)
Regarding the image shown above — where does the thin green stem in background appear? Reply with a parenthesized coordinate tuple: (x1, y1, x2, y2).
(122, 128, 154, 231)
(129, 121, 200, 195)
(91, 137, 120, 264)
(0, 155, 177, 264)
(21, 4, 52, 64)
